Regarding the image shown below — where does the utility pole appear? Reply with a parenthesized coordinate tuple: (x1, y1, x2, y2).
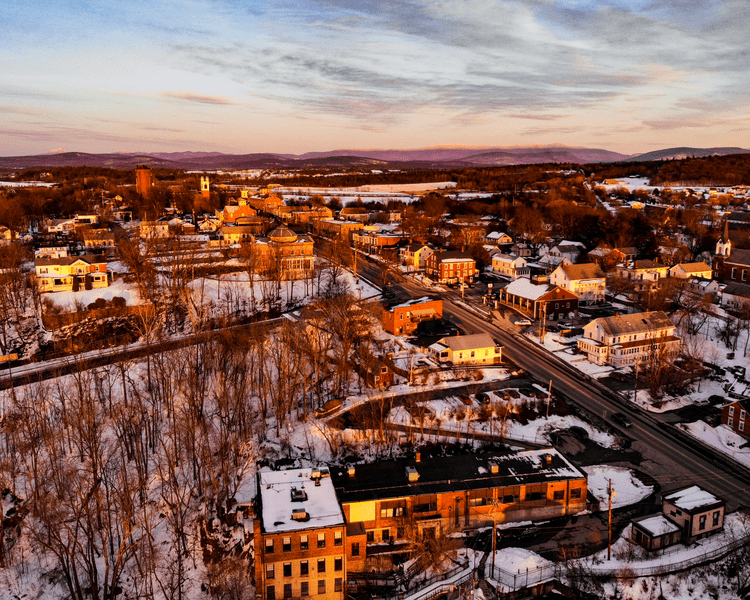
(607, 479, 615, 560)
(546, 380, 552, 418)
(490, 497, 500, 578)
(539, 301, 547, 342)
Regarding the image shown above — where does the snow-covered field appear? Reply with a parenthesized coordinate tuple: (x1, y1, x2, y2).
(41, 278, 144, 310)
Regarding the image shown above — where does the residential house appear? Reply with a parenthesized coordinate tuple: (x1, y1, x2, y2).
(399, 243, 433, 270)
(82, 230, 117, 254)
(45, 218, 76, 235)
(355, 357, 395, 389)
(577, 311, 680, 367)
(425, 251, 476, 285)
(497, 278, 578, 321)
(428, 333, 502, 365)
(491, 254, 529, 280)
(219, 225, 257, 244)
(0, 226, 14, 242)
(254, 468, 349, 600)
(720, 282, 750, 311)
(615, 260, 670, 290)
(217, 201, 258, 225)
(34, 254, 110, 293)
(549, 262, 606, 304)
(286, 206, 334, 225)
(35, 245, 69, 259)
(631, 515, 682, 552)
(510, 242, 533, 258)
(139, 220, 171, 239)
(546, 240, 586, 264)
(668, 262, 712, 280)
(339, 207, 370, 222)
(485, 231, 513, 246)
(721, 398, 750, 439)
(381, 297, 443, 336)
(661, 486, 725, 544)
(74, 214, 99, 225)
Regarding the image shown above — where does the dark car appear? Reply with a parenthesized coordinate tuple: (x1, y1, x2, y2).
(476, 392, 491, 405)
(612, 412, 633, 428)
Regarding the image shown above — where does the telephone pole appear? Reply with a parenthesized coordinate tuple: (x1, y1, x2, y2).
(607, 479, 615, 560)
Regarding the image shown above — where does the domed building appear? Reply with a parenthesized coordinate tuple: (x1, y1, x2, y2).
(244, 225, 315, 280)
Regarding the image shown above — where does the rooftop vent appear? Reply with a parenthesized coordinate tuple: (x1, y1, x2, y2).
(488, 460, 499, 475)
(291, 509, 309, 521)
(406, 466, 420, 482)
(291, 488, 308, 502)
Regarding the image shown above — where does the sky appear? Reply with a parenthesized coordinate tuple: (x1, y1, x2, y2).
(2, 0, 749, 156)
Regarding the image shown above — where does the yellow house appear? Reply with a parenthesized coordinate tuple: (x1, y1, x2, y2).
(428, 333, 502, 365)
(35, 255, 110, 292)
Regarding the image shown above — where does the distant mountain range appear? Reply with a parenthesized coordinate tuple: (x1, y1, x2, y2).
(0, 146, 747, 170)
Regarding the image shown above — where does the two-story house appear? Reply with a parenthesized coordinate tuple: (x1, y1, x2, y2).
(381, 297, 443, 336)
(498, 279, 579, 321)
(668, 261, 712, 280)
(632, 485, 725, 552)
(399, 243, 433, 270)
(721, 398, 750, 439)
(491, 254, 529, 280)
(549, 263, 606, 305)
(577, 311, 680, 367)
(34, 255, 110, 293)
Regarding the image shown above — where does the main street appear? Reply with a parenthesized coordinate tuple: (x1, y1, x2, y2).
(380, 260, 750, 512)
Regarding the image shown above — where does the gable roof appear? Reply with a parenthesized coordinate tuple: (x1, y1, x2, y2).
(435, 333, 497, 351)
(35, 254, 107, 267)
(672, 262, 711, 273)
(559, 263, 605, 281)
(722, 282, 750, 298)
(726, 249, 750, 267)
(590, 311, 675, 337)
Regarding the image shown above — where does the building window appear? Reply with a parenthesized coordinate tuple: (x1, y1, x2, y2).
(300, 582, 309, 597)
(382, 529, 390, 542)
(335, 557, 343, 571)
(300, 561, 309, 576)
(366, 531, 374, 543)
(729, 406, 735, 416)
(317, 533, 326, 548)
(699, 515, 707, 530)
(335, 578, 343, 592)
(334, 530, 342, 546)
(317, 558, 326, 573)
(744, 270, 748, 282)
(283, 584, 292, 599)
(351, 542, 360, 557)
(729, 417, 734, 427)
(267, 586, 275, 600)
(265, 539, 274, 554)
(300, 535, 308, 550)
(282, 537, 291, 552)
(283, 563, 292, 577)
(318, 580, 326, 595)
(570, 487, 582, 499)
(732, 268, 738, 279)
(266, 564, 275, 579)
(553, 490, 565, 501)
(713, 511, 720, 526)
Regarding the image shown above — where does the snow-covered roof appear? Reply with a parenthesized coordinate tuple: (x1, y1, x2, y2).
(663, 485, 723, 512)
(503, 278, 551, 300)
(634, 515, 680, 537)
(259, 468, 345, 534)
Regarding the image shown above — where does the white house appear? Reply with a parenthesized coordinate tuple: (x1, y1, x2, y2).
(668, 262, 712, 280)
(429, 333, 503, 365)
(491, 254, 529, 279)
(549, 262, 606, 304)
(577, 311, 680, 367)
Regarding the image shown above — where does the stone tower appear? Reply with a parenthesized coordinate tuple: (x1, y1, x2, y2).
(200, 176, 210, 200)
(135, 165, 153, 199)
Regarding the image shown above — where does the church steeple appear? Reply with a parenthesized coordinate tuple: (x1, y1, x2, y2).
(716, 219, 731, 257)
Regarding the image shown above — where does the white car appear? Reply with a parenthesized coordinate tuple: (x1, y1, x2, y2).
(514, 319, 532, 327)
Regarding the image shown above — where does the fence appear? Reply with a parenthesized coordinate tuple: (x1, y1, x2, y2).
(582, 531, 750, 578)
(489, 562, 561, 592)
(373, 560, 472, 600)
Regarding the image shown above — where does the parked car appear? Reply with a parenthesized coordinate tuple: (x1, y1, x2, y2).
(611, 412, 633, 428)
(514, 319, 532, 327)
(476, 392, 491, 405)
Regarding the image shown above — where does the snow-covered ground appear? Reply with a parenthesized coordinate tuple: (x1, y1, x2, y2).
(677, 421, 750, 470)
(41, 278, 144, 310)
(584, 465, 654, 509)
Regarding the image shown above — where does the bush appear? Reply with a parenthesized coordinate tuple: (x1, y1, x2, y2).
(111, 296, 126, 308)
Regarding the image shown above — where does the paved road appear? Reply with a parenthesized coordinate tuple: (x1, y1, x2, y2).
(439, 298, 750, 511)
(363, 266, 750, 511)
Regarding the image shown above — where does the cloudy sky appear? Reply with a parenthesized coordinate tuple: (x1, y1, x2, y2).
(2, 0, 749, 156)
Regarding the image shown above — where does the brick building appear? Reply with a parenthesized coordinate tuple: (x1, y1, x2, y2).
(381, 297, 443, 335)
(425, 251, 476, 285)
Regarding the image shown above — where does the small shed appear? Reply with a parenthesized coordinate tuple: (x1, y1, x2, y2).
(632, 515, 681, 551)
